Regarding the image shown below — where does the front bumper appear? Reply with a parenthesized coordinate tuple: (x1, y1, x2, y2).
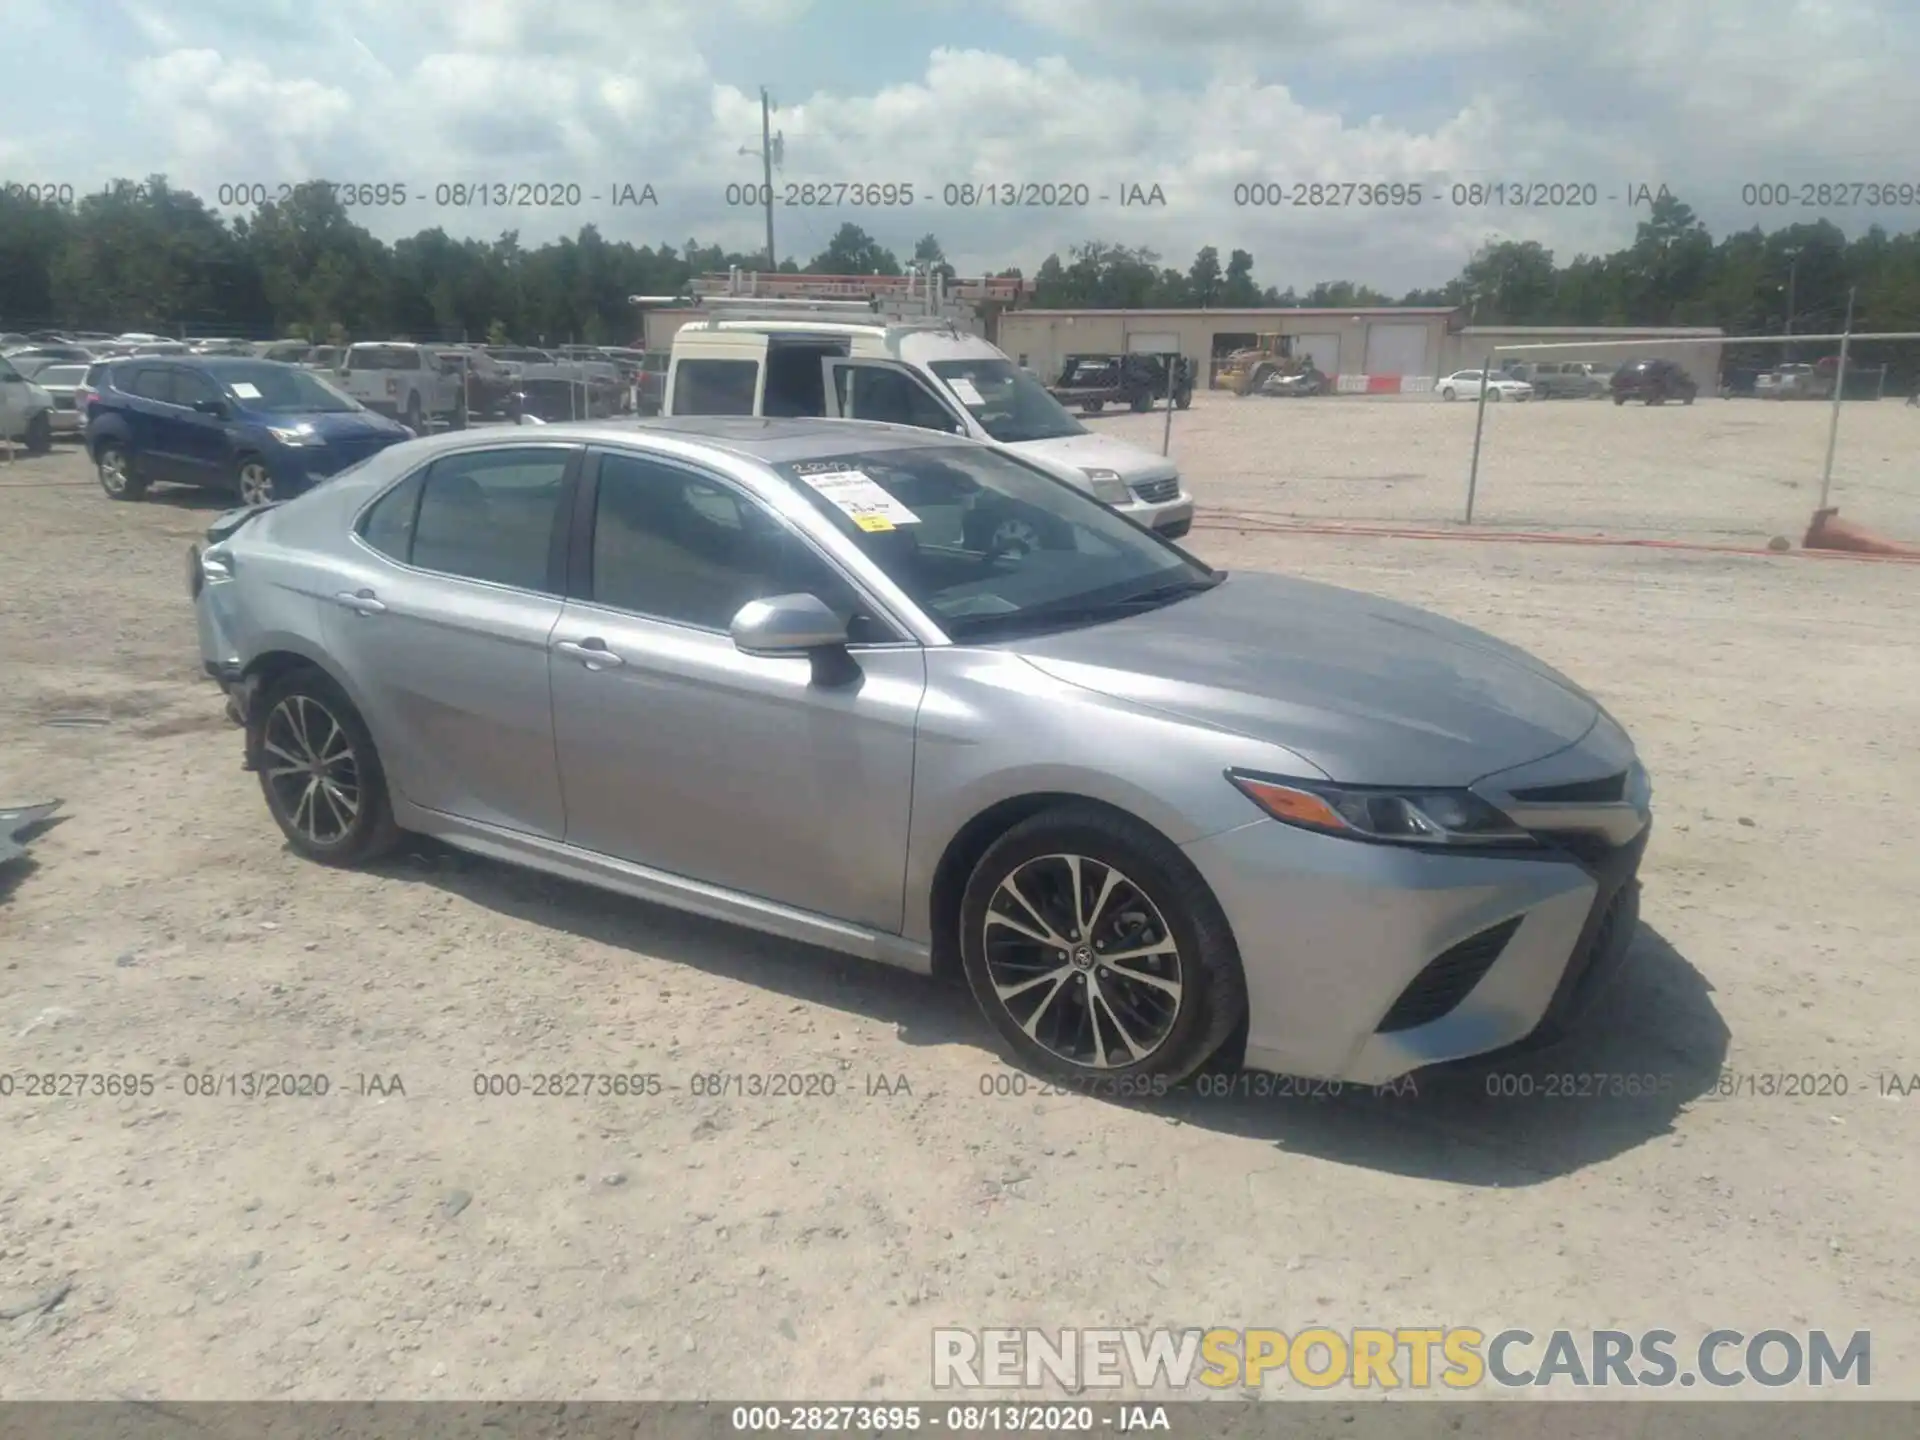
(1183, 806, 1648, 1084)
(1115, 492, 1195, 537)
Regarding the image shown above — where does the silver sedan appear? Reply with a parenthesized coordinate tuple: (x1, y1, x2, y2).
(191, 417, 1651, 1084)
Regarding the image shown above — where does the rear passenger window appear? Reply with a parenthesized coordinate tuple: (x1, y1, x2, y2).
(359, 468, 426, 561)
(672, 359, 759, 415)
(125, 367, 175, 402)
(406, 447, 572, 591)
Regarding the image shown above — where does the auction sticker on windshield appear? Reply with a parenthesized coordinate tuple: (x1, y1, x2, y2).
(795, 466, 920, 533)
(230, 382, 262, 398)
(946, 376, 986, 406)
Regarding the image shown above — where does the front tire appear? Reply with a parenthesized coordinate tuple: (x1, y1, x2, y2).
(255, 669, 402, 867)
(959, 805, 1247, 1084)
(1441, 387, 1456, 401)
(404, 394, 424, 434)
(235, 455, 275, 505)
(96, 442, 148, 500)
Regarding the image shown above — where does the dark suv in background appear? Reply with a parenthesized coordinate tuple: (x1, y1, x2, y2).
(1611, 358, 1698, 405)
(83, 356, 412, 504)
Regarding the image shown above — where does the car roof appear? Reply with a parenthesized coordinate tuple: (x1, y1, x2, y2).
(400, 415, 988, 467)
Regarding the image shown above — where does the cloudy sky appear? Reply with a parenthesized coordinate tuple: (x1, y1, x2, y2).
(3, 0, 1916, 291)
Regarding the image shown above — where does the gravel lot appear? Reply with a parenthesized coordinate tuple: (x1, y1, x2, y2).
(2, 395, 1917, 1401)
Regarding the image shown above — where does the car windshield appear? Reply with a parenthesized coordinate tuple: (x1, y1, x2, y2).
(926, 358, 1087, 444)
(216, 363, 362, 413)
(775, 444, 1217, 641)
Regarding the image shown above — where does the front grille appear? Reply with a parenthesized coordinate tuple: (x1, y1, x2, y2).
(1376, 916, 1524, 1033)
(1511, 772, 1627, 804)
(1131, 477, 1179, 504)
(1532, 829, 1619, 868)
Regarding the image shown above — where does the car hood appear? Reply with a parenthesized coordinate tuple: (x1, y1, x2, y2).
(251, 409, 408, 439)
(1008, 571, 1602, 787)
(1008, 431, 1179, 485)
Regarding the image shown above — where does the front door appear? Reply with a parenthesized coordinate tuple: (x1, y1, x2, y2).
(821, 358, 967, 437)
(320, 443, 581, 838)
(548, 447, 923, 932)
(164, 367, 236, 487)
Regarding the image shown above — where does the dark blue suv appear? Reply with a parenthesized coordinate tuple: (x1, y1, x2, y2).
(84, 357, 413, 504)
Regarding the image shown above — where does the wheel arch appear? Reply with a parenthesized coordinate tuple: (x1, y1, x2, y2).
(236, 643, 377, 766)
(924, 790, 1200, 983)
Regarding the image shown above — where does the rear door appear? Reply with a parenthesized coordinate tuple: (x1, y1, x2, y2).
(665, 333, 766, 415)
(127, 366, 198, 480)
(322, 443, 582, 838)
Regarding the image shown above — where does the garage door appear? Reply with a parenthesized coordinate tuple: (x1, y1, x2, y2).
(1363, 322, 1430, 377)
(1125, 331, 1181, 354)
(1294, 333, 1341, 374)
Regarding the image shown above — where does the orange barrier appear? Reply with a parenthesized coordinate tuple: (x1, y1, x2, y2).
(1803, 507, 1920, 558)
(1197, 511, 1920, 564)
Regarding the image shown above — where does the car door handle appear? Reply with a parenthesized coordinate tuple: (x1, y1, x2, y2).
(555, 638, 624, 668)
(335, 590, 387, 615)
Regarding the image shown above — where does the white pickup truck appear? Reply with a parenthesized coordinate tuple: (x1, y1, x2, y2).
(334, 343, 465, 431)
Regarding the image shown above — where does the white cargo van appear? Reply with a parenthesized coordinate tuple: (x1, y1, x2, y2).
(663, 314, 1193, 537)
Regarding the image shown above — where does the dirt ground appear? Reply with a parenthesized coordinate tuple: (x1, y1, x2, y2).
(2, 396, 1917, 1402)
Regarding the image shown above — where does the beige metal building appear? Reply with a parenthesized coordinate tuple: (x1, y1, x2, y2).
(996, 307, 1463, 387)
(1442, 326, 1726, 392)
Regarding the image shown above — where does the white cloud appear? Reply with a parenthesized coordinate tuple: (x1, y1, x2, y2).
(32, 0, 1920, 291)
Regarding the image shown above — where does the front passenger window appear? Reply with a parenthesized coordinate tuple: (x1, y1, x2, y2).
(589, 452, 894, 642)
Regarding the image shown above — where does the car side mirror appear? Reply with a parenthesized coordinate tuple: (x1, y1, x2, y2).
(731, 592, 861, 685)
(194, 398, 228, 417)
(730, 592, 849, 654)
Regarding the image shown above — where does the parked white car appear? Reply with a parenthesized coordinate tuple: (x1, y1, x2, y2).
(1437, 369, 1534, 402)
(334, 342, 465, 431)
(0, 353, 57, 452)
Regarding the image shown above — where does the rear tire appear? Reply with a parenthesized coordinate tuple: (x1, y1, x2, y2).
(404, 394, 424, 434)
(958, 805, 1248, 1085)
(1613, 394, 1626, 406)
(1130, 393, 1152, 413)
(24, 411, 52, 455)
(254, 668, 403, 868)
(96, 441, 147, 501)
(1175, 391, 1192, 410)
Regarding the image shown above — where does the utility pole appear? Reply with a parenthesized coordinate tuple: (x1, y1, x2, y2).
(760, 88, 776, 271)
(1817, 285, 1855, 511)
(1784, 248, 1800, 359)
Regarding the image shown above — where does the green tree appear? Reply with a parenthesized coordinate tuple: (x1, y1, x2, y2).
(807, 223, 901, 275)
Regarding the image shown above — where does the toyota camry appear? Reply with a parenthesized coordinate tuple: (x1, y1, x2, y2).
(190, 416, 1651, 1084)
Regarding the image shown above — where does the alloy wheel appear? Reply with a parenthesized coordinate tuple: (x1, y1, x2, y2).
(261, 694, 361, 847)
(237, 461, 275, 506)
(981, 853, 1184, 1069)
(98, 448, 128, 496)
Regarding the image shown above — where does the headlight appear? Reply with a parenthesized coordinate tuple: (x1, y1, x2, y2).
(267, 424, 316, 445)
(1227, 770, 1536, 847)
(1081, 468, 1132, 505)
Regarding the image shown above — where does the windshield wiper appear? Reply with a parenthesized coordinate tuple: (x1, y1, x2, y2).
(951, 574, 1223, 639)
